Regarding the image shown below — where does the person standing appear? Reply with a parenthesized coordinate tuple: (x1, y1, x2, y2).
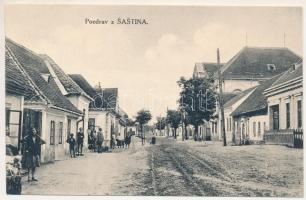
(77, 127, 84, 156)
(66, 133, 76, 158)
(96, 128, 104, 153)
(22, 128, 45, 182)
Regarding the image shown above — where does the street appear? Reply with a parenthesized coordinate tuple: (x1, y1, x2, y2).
(22, 136, 303, 197)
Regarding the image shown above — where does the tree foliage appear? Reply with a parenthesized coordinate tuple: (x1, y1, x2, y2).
(177, 76, 216, 138)
(155, 117, 167, 131)
(135, 109, 152, 127)
(166, 109, 182, 139)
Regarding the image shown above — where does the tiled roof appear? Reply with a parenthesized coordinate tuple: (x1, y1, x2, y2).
(40, 55, 84, 95)
(69, 74, 97, 98)
(270, 61, 303, 88)
(6, 38, 82, 114)
(231, 74, 283, 117)
(224, 87, 255, 108)
(91, 87, 118, 110)
(6, 39, 49, 74)
(218, 46, 301, 80)
(5, 47, 41, 101)
(221, 92, 238, 104)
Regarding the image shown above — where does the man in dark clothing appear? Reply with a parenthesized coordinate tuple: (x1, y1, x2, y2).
(96, 128, 104, 153)
(22, 128, 45, 182)
(77, 128, 84, 156)
(66, 133, 76, 157)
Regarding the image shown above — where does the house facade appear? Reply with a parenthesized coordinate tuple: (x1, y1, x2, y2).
(263, 62, 303, 145)
(221, 87, 255, 143)
(6, 38, 82, 163)
(231, 74, 284, 144)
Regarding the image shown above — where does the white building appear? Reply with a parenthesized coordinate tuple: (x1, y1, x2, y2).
(6, 38, 83, 163)
(263, 62, 303, 146)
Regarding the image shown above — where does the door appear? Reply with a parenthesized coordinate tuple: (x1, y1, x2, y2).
(22, 109, 42, 166)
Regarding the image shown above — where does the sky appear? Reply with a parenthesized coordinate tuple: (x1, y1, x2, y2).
(5, 5, 303, 120)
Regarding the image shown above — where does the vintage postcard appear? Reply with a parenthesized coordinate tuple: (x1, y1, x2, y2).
(2, 1, 304, 198)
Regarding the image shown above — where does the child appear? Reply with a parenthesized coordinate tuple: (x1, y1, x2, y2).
(66, 133, 76, 158)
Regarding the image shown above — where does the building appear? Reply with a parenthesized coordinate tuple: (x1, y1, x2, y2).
(5, 46, 40, 151)
(193, 62, 223, 78)
(230, 74, 282, 144)
(69, 74, 123, 148)
(6, 38, 83, 163)
(221, 87, 255, 143)
(214, 46, 301, 93)
(263, 61, 303, 147)
(210, 92, 238, 141)
(39, 55, 93, 148)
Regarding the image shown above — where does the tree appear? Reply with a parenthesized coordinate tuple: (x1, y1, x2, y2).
(177, 76, 216, 141)
(166, 110, 181, 139)
(155, 117, 166, 136)
(135, 109, 152, 145)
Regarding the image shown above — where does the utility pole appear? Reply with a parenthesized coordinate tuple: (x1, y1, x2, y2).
(217, 48, 227, 146)
(159, 114, 161, 136)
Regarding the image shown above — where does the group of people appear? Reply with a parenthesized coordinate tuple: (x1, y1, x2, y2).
(66, 127, 86, 158)
(88, 128, 105, 153)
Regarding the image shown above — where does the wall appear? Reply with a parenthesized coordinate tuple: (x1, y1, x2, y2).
(67, 95, 90, 147)
(88, 111, 116, 148)
(40, 108, 79, 163)
(222, 79, 259, 93)
(267, 87, 303, 130)
(232, 114, 268, 143)
(247, 115, 268, 141)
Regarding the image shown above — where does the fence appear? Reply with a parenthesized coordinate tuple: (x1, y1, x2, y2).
(264, 129, 303, 148)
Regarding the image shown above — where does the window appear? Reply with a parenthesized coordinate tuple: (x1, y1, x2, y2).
(263, 122, 266, 131)
(271, 105, 279, 130)
(258, 122, 261, 135)
(286, 103, 290, 129)
(88, 118, 96, 131)
(50, 121, 55, 145)
(297, 100, 302, 128)
(267, 64, 276, 71)
(6, 109, 10, 136)
(59, 122, 63, 144)
(67, 119, 71, 138)
(253, 122, 256, 137)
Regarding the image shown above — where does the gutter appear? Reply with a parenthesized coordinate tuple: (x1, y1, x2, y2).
(48, 104, 83, 116)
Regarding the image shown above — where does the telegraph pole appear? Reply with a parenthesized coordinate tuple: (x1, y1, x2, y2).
(217, 48, 227, 146)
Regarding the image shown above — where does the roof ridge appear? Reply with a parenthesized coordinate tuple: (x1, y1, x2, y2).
(244, 46, 290, 50)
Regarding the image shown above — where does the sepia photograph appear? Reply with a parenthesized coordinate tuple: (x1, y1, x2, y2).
(2, 1, 304, 198)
